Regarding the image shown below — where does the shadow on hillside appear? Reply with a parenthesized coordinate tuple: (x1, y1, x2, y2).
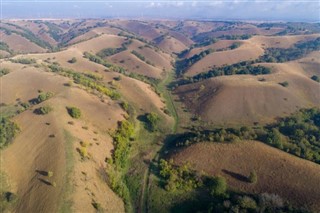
(38, 178, 51, 186)
(35, 170, 48, 176)
(222, 169, 249, 183)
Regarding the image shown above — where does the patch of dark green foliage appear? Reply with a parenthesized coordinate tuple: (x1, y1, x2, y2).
(258, 37, 320, 63)
(34, 106, 53, 115)
(176, 61, 271, 86)
(97, 39, 132, 58)
(0, 68, 10, 77)
(264, 108, 320, 163)
(176, 49, 214, 76)
(311, 75, 319, 83)
(112, 120, 135, 169)
(0, 117, 19, 149)
(48, 64, 120, 100)
(10, 58, 36, 64)
(67, 106, 81, 119)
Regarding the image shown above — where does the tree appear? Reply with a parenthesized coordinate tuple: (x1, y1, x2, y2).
(146, 112, 160, 132)
(67, 107, 81, 119)
(311, 75, 319, 82)
(68, 57, 77, 63)
(209, 176, 227, 196)
(249, 170, 257, 184)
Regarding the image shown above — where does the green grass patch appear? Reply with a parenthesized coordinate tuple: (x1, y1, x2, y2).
(59, 130, 75, 213)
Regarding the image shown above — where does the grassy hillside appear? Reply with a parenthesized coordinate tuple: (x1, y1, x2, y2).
(1, 19, 319, 213)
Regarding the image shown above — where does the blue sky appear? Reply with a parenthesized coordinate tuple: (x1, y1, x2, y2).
(1, 0, 319, 22)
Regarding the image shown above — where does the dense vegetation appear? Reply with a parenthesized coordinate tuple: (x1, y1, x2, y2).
(170, 108, 320, 164)
(176, 61, 271, 86)
(37, 92, 54, 104)
(67, 107, 81, 119)
(0, 42, 12, 55)
(43, 21, 63, 42)
(34, 106, 53, 115)
(176, 49, 214, 76)
(1, 23, 52, 49)
(264, 108, 320, 163)
(131, 50, 145, 61)
(48, 63, 121, 100)
(83, 51, 126, 73)
(10, 58, 36, 64)
(106, 119, 135, 211)
(218, 34, 252, 40)
(0, 68, 10, 77)
(258, 37, 320, 63)
(97, 39, 132, 58)
(158, 159, 301, 212)
(112, 120, 135, 169)
(0, 117, 20, 149)
(159, 159, 202, 192)
(145, 112, 160, 132)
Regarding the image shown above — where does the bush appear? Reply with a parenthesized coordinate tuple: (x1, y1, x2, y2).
(238, 196, 257, 210)
(0, 118, 20, 148)
(68, 57, 77, 63)
(67, 107, 81, 119)
(209, 176, 227, 196)
(159, 159, 202, 192)
(0, 68, 10, 77)
(248, 170, 257, 184)
(47, 171, 53, 177)
(112, 120, 135, 168)
(146, 112, 160, 132)
(37, 92, 54, 103)
(11, 58, 36, 64)
(311, 75, 320, 82)
(35, 106, 53, 115)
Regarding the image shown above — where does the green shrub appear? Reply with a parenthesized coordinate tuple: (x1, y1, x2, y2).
(112, 120, 135, 168)
(159, 159, 202, 192)
(68, 57, 77, 63)
(47, 171, 54, 177)
(36, 106, 53, 115)
(37, 92, 54, 103)
(209, 176, 227, 196)
(0, 68, 10, 77)
(248, 170, 257, 184)
(67, 107, 81, 119)
(10, 58, 36, 64)
(0, 117, 20, 148)
(146, 112, 160, 132)
(120, 101, 129, 112)
(238, 196, 257, 209)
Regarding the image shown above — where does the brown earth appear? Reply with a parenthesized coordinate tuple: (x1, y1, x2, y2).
(176, 59, 320, 125)
(185, 41, 264, 77)
(0, 65, 125, 213)
(0, 32, 46, 53)
(171, 141, 320, 212)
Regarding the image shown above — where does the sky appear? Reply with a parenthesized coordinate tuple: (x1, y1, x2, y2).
(1, 0, 319, 22)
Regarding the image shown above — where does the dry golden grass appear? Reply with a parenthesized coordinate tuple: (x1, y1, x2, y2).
(1, 65, 125, 213)
(109, 50, 164, 78)
(250, 34, 320, 49)
(186, 41, 264, 76)
(176, 60, 320, 125)
(0, 32, 46, 53)
(73, 34, 126, 53)
(157, 36, 188, 54)
(171, 141, 320, 211)
(185, 40, 242, 58)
